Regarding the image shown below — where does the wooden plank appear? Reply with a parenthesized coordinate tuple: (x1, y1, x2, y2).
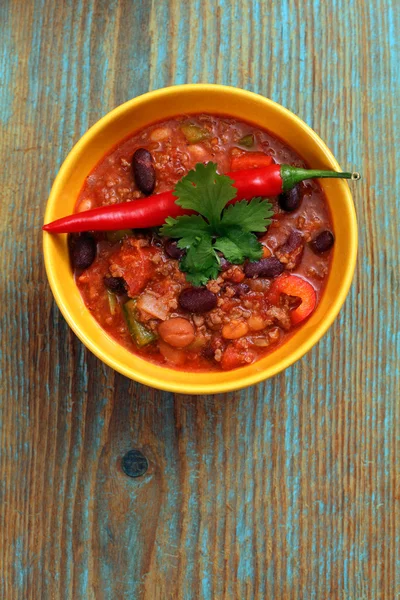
(0, 0, 398, 598)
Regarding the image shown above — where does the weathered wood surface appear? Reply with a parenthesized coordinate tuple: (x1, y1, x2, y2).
(0, 0, 399, 598)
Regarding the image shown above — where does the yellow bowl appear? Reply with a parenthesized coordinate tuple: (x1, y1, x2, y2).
(43, 84, 357, 394)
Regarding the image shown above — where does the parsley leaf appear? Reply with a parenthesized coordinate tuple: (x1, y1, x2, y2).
(161, 162, 274, 285)
(180, 236, 220, 286)
(213, 237, 245, 263)
(214, 229, 263, 263)
(174, 162, 236, 229)
(220, 197, 274, 232)
(160, 215, 211, 248)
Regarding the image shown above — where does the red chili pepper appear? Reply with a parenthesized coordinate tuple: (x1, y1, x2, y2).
(43, 165, 360, 233)
(269, 274, 316, 324)
(230, 152, 274, 171)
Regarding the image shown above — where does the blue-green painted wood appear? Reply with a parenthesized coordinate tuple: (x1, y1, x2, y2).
(0, 0, 399, 598)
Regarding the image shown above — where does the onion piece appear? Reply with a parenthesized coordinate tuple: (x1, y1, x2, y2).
(137, 292, 169, 320)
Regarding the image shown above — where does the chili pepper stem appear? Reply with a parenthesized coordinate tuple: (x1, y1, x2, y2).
(281, 165, 361, 192)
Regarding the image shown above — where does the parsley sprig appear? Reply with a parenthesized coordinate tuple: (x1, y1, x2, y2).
(160, 163, 274, 286)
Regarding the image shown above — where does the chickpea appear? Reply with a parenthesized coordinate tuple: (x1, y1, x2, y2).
(158, 340, 186, 366)
(222, 320, 249, 340)
(247, 315, 266, 331)
(158, 317, 195, 348)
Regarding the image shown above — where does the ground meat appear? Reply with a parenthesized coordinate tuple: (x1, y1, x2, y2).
(221, 265, 245, 283)
(280, 293, 302, 311)
(151, 254, 163, 266)
(224, 286, 236, 298)
(303, 231, 312, 242)
(276, 230, 304, 270)
(268, 327, 281, 343)
(167, 298, 178, 310)
(214, 349, 223, 362)
(193, 314, 205, 327)
(146, 319, 160, 332)
(207, 280, 221, 294)
(265, 305, 292, 330)
(206, 310, 224, 330)
(297, 216, 306, 229)
(230, 307, 244, 319)
(117, 187, 132, 199)
(306, 264, 329, 279)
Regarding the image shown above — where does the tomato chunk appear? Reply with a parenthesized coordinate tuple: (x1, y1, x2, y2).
(110, 243, 156, 297)
(269, 274, 316, 325)
(221, 344, 256, 370)
(230, 152, 273, 171)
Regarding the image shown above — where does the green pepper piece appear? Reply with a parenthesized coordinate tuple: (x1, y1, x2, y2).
(106, 229, 132, 243)
(123, 299, 157, 347)
(238, 133, 254, 148)
(107, 290, 118, 315)
(180, 124, 209, 144)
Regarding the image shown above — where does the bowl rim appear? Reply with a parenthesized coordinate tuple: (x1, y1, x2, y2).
(43, 83, 358, 394)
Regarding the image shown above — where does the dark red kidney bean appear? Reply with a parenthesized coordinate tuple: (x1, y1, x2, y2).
(164, 239, 185, 259)
(279, 230, 303, 254)
(178, 287, 217, 313)
(132, 148, 156, 195)
(201, 345, 215, 361)
(103, 276, 127, 295)
(278, 185, 302, 212)
(310, 230, 335, 253)
(227, 283, 250, 297)
(69, 232, 96, 270)
(244, 257, 284, 279)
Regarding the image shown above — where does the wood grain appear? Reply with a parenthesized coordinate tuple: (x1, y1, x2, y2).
(0, 0, 399, 598)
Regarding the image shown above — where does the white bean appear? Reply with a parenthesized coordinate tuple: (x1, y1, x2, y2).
(150, 127, 172, 142)
(77, 198, 93, 212)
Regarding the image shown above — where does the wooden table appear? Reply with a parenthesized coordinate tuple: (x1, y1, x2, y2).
(1, 1, 399, 598)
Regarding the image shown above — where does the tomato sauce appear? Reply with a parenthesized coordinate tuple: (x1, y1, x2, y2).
(72, 114, 334, 371)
